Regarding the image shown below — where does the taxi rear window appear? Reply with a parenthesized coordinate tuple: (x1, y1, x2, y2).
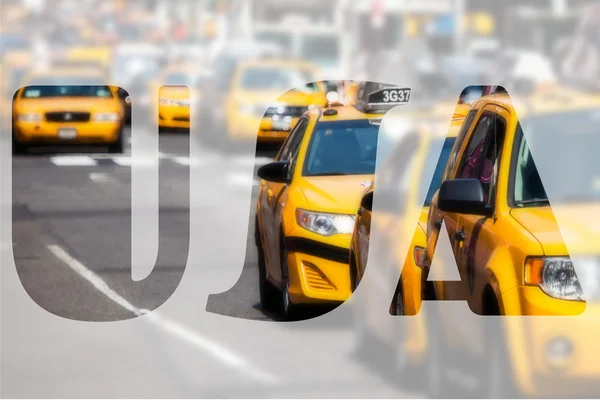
(21, 85, 113, 99)
(239, 67, 318, 92)
(303, 119, 379, 177)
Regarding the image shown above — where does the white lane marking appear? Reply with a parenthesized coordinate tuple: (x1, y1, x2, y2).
(111, 156, 158, 167)
(47, 245, 139, 315)
(50, 156, 97, 166)
(89, 173, 114, 183)
(47, 245, 277, 384)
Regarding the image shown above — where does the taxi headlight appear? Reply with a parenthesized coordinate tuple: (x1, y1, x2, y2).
(525, 257, 584, 300)
(92, 113, 120, 122)
(17, 113, 42, 122)
(295, 209, 355, 236)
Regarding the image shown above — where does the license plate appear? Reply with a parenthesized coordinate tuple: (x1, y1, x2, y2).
(272, 120, 291, 131)
(58, 128, 77, 139)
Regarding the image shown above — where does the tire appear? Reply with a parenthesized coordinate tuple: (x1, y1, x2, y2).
(254, 216, 278, 311)
(12, 139, 27, 155)
(481, 301, 517, 398)
(279, 235, 297, 320)
(425, 293, 448, 398)
(108, 128, 124, 154)
(350, 252, 369, 354)
(391, 283, 408, 375)
(12, 128, 27, 155)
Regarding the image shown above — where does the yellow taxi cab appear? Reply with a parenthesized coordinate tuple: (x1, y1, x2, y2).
(349, 100, 471, 373)
(12, 67, 125, 154)
(225, 59, 327, 144)
(254, 86, 410, 318)
(65, 46, 112, 73)
(150, 65, 200, 132)
(422, 85, 600, 396)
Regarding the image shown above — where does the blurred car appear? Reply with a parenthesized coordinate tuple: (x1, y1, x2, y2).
(422, 85, 600, 396)
(150, 65, 202, 132)
(1, 50, 32, 132)
(64, 45, 112, 74)
(111, 43, 165, 114)
(252, 22, 349, 91)
(350, 100, 471, 374)
(12, 67, 125, 154)
(254, 86, 410, 318)
(224, 59, 327, 144)
(200, 40, 284, 145)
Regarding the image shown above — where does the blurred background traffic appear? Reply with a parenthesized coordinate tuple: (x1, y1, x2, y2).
(3, 0, 600, 398)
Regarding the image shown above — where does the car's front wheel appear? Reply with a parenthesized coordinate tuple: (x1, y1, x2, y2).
(255, 216, 278, 311)
(279, 236, 297, 320)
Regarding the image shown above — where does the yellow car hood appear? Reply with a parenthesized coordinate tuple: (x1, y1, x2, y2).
(298, 175, 375, 214)
(15, 97, 119, 113)
(510, 204, 600, 255)
(234, 89, 326, 107)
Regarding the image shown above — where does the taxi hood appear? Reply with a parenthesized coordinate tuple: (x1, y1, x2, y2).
(298, 175, 374, 214)
(15, 97, 120, 113)
(510, 204, 600, 255)
(233, 89, 326, 107)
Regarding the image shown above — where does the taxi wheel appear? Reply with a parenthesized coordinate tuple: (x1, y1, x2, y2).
(391, 283, 408, 374)
(108, 128, 125, 154)
(12, 129, 27, 155)
(12, 139, 28, 155)
(350, 252, 370, 354)
(279, 236, 296, 320)
(482, 296, 516, 398)
(255, 216, 278, 311)
(425, 300, 448, 398)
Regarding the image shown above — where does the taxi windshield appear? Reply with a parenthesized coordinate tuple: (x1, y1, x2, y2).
(512, 110, 600, 206)
(21, 85, 113, 98)
(239, 67, 318, 92)
(420, 137, 456, 207)
(303, 119, 379, 176)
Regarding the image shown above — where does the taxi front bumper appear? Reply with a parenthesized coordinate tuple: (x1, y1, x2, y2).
(501, 286, 597, 396)
(14, 120, 121, 144)
(158, 105, 190, 129)
(228, 114, 299, 143)
(284, 236, 352, 304)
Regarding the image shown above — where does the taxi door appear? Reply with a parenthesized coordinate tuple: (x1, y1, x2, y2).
(261, 117, 309, 286)
(452, 104, 508, 313)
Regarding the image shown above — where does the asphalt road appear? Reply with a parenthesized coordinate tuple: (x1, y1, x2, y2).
(4, 128, 422, 398)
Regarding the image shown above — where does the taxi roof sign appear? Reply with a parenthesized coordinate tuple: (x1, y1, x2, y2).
(358, 87, 411, 113)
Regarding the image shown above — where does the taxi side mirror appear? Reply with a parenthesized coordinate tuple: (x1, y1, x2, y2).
(438, 179, 490, 216)
(257, 161, 291, 184)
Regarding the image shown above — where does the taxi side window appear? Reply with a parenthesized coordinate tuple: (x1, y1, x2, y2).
(445, 109, 478, 180)
(456, 112, 506, 206)
(278, 117, 309, 179)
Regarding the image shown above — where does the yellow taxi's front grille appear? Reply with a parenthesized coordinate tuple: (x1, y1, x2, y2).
(303, 263, 336, 291)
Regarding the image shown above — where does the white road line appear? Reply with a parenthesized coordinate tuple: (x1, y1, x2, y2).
(46, 244, 278, 385)
(50, 156, 97, 166)
(88, 173, 114, 183)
